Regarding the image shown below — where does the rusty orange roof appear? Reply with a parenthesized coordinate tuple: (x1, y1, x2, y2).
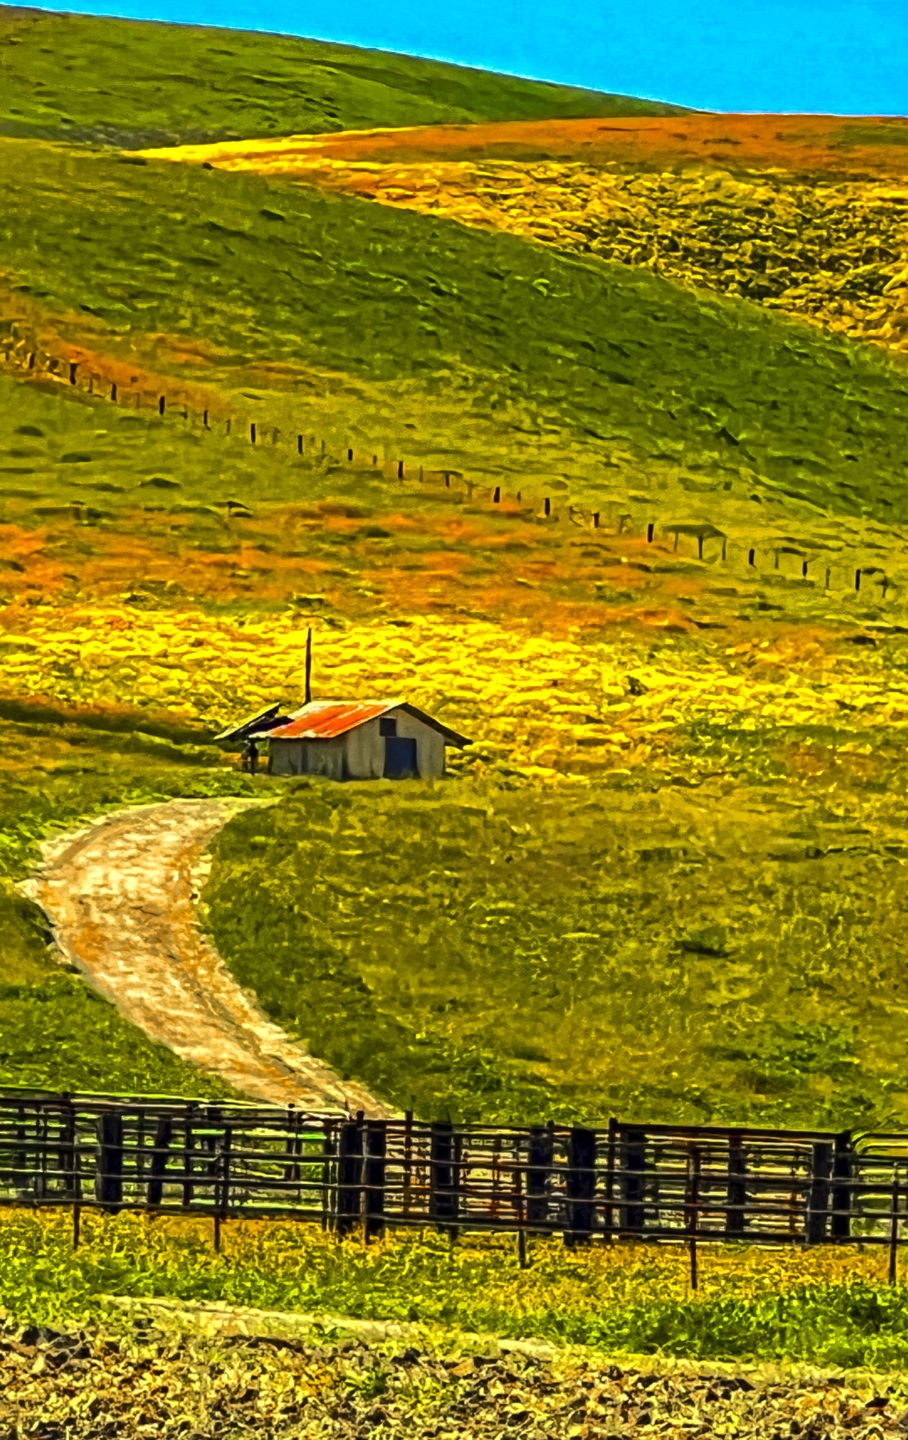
(266, 700, 399, 740)
(263, 699, 471, 747)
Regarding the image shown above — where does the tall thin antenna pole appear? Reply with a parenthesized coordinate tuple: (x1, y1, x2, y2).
(305, 626, 313, 705)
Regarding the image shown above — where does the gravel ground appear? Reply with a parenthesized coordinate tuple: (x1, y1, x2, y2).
(2, 1319, 908, 1440)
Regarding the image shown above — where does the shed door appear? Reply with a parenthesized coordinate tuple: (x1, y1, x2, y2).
(383, 736, 418, 779)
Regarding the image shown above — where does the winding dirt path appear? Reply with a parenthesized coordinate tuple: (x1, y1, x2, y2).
(24, 798, 391, 1116)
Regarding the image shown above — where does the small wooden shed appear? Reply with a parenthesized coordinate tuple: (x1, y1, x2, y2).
(259, 700, 469, 780)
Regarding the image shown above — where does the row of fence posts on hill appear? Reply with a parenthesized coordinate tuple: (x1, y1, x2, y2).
(0, 320, 896, 597)
(5, 1094, 908, 1291)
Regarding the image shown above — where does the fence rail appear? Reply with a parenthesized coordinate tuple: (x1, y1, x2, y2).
(3, 1090, 908, 1253)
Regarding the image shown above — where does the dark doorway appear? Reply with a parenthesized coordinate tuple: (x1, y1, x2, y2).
(384, 737, 418, 778)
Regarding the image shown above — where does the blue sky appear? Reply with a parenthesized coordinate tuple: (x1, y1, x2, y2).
(13, 0, 908, 113)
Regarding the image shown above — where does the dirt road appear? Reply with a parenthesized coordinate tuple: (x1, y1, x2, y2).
(24, 798, 391, 1115)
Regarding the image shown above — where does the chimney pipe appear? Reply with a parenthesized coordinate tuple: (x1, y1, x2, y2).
(305, 626, 313, 705)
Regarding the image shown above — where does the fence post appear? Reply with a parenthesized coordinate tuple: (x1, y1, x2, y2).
(621, 1127, 646, 1234)
(805, 1141, 833, 1244)
(429, 1120, 460, 1235)
(146, 1117, 172, 1208)
(726, 1129, 746, 1237)
(321, 1122, 336, 1230)
(59, 1096, 77, 1198)
(335, 1115, 364, 1237)
(526, 1124, 552, 1229)
(890, 1170, 901, 1284)
(832, 1131, 853, 1240)
(515, 1142, 528, 1268)
(182, 1107, 196, 1209)
(95, 1110, 123, 1210)
(687, 1143, 701, 1291)
(402, 1110, 413, 1217)
(565, 1127, 596, 1247)
(215, 1125, 232, 1253)
(604, 1116, 618, 1241)
(364, 1120, 387, 1240)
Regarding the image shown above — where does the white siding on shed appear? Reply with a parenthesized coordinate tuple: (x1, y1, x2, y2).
(343, 717, 384, 778)
(268, 707, 447, 780)
(270, 736, 345, 778)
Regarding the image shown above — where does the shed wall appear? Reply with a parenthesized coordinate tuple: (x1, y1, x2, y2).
(343, 717, 385, 779)
(397, 711, 445, 779)
(269, 710, 447, 780)
(270, 736, 345, 778)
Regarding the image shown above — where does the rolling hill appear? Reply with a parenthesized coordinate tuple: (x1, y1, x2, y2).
(0, 6, 687, 150)
(4, 9, 908, 1128)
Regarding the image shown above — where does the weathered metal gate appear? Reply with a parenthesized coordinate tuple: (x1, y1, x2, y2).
(2, 1089, 906, 1249)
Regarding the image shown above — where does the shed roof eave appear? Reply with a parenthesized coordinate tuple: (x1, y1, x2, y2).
(396, 702, 471, 748)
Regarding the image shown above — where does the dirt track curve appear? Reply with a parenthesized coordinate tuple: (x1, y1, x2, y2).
(24, 798, 391, 1116)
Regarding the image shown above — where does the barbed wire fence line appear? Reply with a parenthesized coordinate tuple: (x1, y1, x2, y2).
(1, 316, 903, 605)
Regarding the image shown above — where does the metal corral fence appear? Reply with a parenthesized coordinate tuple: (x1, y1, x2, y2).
(3, 1090, 908, 1268)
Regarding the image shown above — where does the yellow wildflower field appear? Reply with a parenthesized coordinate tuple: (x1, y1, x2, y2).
(146, 139, 908, 355)
(1, 601, 902, 775)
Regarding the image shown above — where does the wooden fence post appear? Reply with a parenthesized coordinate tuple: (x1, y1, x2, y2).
(526, 1125, 552, 1229)
(832, 1131, 853, 1240)
(515, 1145, 528, 1268)
(565, 1127, 596, 1247)
(335, 1115, 364, 1237)
(889, 1170, 901, 1284)
(726, 1130, 746, 1237)
(95, 1110, 123, 1210)
(146, 1117, 172, 1208)
(687, 1143, 701, 1291)
(215, 1126, 232, 1253)
(12, 1105, 28, 1196)
(320, 1122, 336, 1230)
(806, 1141, 833, 1244)
(622, 1127, 646, 1234)
(429, 1120, 460, 1235)
(364, 1120, 387, 1240)
(58, 1097, 77, 1198)
(182, 1106, 196, 1209)
(402, 1110, 413, 1217)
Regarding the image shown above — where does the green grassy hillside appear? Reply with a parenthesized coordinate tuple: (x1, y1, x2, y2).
(0, 8, 686, 149)
(203, 769, 908, 1129)
(5, 138, 908, 523)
